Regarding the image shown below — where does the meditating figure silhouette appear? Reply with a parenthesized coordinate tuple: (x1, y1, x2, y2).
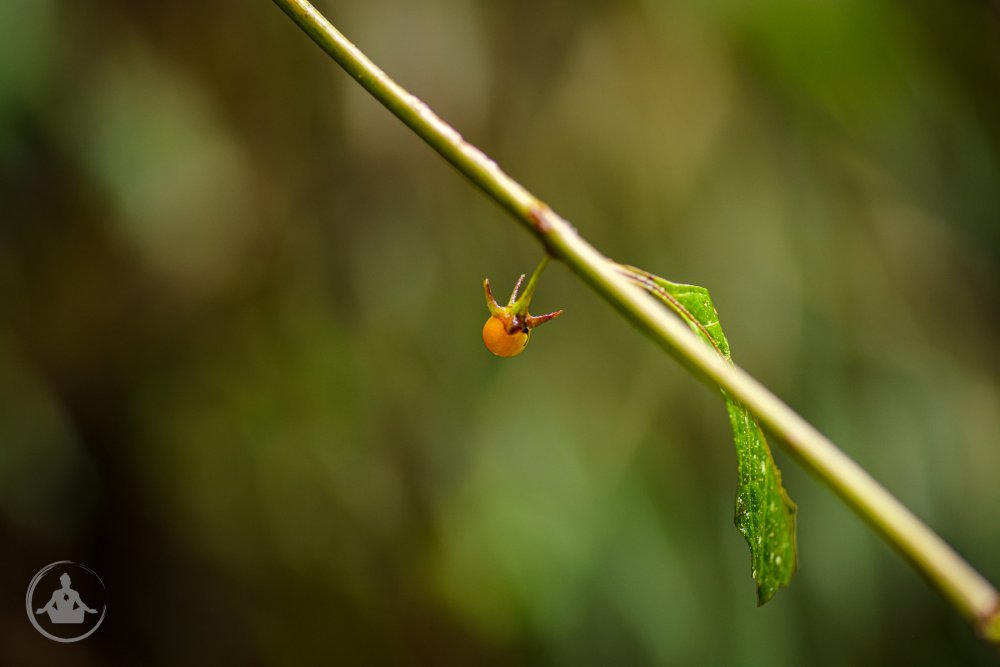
(35, 573, 98, 624)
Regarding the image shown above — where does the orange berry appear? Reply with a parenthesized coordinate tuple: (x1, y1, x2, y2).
(482, 315, 529, 357)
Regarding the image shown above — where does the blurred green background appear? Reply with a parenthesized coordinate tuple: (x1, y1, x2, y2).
(2, 0, 999, 664)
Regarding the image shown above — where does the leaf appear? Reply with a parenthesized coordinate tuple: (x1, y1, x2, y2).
(618, 265, 798, 604)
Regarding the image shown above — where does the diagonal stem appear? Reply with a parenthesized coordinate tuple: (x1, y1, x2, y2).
(271, 0, 1000, 642)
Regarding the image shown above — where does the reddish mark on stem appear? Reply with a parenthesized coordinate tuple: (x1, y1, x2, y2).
(979, 596, 1000, 636)
(527, 203, 553, 233)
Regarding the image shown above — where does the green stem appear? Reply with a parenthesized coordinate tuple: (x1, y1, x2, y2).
(271, 0, 1000, 642)
(511, 256, 550, 316)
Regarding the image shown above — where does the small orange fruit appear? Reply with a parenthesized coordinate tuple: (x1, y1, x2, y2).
(482, 257, 562, 358)
(482, 315, 529, 357)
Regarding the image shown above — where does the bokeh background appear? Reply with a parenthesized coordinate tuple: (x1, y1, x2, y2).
(2, 0, 999, 664)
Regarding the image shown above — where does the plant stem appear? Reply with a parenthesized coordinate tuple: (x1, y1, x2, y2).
(511, 256, 550, 315)
(271, 0, 1000, 642)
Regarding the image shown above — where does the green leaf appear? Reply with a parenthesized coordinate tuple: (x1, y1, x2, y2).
(619, 265, 798, 604)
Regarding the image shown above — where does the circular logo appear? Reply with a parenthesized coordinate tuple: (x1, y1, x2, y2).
(26, 561, 107, 643)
